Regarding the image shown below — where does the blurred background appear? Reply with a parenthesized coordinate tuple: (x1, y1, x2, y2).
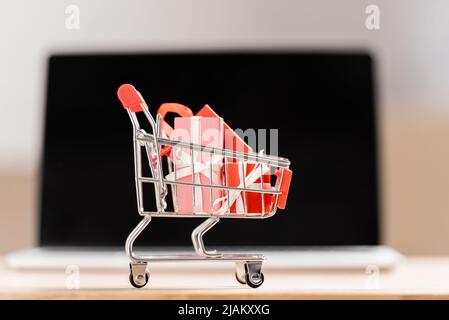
(0, 0, 448, 255)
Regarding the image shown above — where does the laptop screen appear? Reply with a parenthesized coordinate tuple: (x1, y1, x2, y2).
(40, 52, 379, 247)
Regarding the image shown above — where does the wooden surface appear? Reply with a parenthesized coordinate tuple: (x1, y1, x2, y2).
(2, 257, 449, 299)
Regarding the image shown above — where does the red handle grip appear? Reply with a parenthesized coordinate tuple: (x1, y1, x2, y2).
(117, 84, 145, 112)
(275, 168, 292, 209)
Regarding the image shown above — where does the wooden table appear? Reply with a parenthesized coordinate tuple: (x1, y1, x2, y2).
(1, 256, 449, 299)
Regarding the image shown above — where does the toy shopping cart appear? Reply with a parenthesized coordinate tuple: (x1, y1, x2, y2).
(117, 84, 292, 288)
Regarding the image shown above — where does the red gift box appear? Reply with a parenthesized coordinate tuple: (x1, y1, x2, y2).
(217, 162, 274, 216)
(166, 116, 224, 214)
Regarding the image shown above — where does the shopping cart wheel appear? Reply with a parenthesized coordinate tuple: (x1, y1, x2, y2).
(245, 272, 264, 288)
(129, 272, 149, 288)
(244, 262, 264, 288)
(129, 263, 149, 288)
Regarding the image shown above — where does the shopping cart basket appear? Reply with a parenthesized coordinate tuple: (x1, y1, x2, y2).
(117, 84, 292, 288)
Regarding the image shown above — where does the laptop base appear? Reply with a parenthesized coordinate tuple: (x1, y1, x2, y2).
(6, 246, 402, 270)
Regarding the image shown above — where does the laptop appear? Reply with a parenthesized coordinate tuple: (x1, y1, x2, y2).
(6, 52, 402, 270)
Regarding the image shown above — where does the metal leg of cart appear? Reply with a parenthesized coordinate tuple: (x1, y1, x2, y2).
(191, 217, 265, 288)
(125, 215, 265, 288)
(126, 216, 152, 288)
(191, 217, 223, 258)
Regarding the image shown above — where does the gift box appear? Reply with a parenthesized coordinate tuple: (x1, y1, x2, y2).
(216, 161, 274, 216)
(158, 103, 292, 215)
(196, 104, 253, 154)
(166, 116, 224, 213)
(158, 103, 252, 159)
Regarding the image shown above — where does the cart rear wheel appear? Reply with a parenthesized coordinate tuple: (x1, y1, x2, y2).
(244, 262, 264, 288)
(245, 271, 264, 288)
(129, 272, 149, 288)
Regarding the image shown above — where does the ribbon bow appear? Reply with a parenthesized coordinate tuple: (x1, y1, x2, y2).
(166, 147, 223, 212)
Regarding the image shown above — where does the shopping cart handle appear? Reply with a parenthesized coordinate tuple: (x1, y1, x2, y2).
(117, 84, 145, 112)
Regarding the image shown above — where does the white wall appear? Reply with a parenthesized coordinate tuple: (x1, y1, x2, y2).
(1, 0, 449, 172)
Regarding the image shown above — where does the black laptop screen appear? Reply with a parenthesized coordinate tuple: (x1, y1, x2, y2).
(40, 52, 379, 246)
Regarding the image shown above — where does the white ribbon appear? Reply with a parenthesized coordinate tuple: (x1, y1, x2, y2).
(165, 117, 224, 212)
(166, 148, 223, 212)
(165, 115, 270, 215)
(215, 152, 271, 215)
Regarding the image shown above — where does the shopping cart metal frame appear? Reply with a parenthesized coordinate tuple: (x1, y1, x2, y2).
(118, 84, 291, 288)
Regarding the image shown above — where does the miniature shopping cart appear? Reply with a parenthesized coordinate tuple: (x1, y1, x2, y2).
(117, 84, 292, 288)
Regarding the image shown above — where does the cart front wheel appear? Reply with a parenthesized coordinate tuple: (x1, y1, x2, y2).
(129, 262, 150, 288)
(129, 272, 149, 288)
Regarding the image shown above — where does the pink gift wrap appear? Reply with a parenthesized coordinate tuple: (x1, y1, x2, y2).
(169, 116, 224, 214)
